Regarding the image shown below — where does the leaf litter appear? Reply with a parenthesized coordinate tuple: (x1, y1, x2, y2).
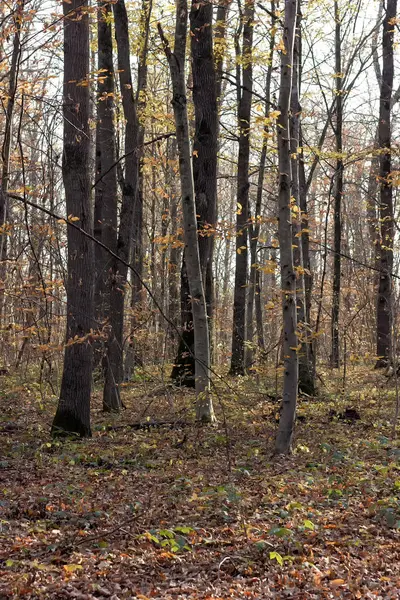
(0, 366, 399, 599)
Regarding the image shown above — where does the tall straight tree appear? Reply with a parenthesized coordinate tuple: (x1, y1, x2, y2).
(290, 7, 315, 394)
(170, 0, 218, 386)
(123, 0, 152, 381)
(100, 0, 142, 410)
(0, 0, 24, 322)
(331, 0, 343, 368)
(275, 0, 298, 455)
(244, 0, 275, 371)
(158, 0, 216, 423)
(376, 0, 396, 367)
(230, 0, 255, 375)
(52, 0, 94, 436)
(94, 1, 120, 411)
(191, 0, 218, 328)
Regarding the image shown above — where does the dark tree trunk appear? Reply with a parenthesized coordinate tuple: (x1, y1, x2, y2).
(376, 0, 396, 367)
(170, 0, 218, 386)
(94, 1, 120, 410)
(245, 0, 275, 370)
(0, 2, 23, 324)
(159, 0, 215, 422)
(215, 0, 232, 106)
(331, 0, 343, 369)
(123, 0, 151, 381)
(52, 0, 94, 437)
(275, 0, 298, 455)
(230, 0, 254, 376)
(100, 0, 141, 410)
(290, 8, 315, 395)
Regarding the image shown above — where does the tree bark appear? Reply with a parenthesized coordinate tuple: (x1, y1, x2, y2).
(104, 0, 141, 409)
(230, 0, 254, 375)
(245, 0, 275, 370)
(331, 0, 343, 369)
(290, 8, 315, 395)
(0, 1, 24, 323)
(170, 0, 218, 386)
(159, 1, 215, 422)
(376, 0, 397, 367)
(52, 0, 94, 437)
(94, 1, 120, 410)
(275, 0, 298, 455)
(123, 0, 151, 381)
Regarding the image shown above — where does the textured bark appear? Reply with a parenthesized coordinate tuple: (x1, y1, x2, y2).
(159, 1, 215, 422)
(245, 0, 275, 370)
(290, 9, 315, 395)
(123, 0, 151, 381)
(230, 0, 254, 375)
(168, 138, 181, 342)
(215, 0, 232, 106)
(52, 0, 93, 437)
(94, 1, 120, 410)
(170, 0, 218, 386)
(376, 0, 397, 367)
(298, 124, 312, 330)
(105, 0, 141, 406)
(331, 0, 343, 369)
(275, 0, 298, 455)
(0, 2, 23, 321)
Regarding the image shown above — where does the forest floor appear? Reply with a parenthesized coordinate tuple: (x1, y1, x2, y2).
(0, 364, 400, 599)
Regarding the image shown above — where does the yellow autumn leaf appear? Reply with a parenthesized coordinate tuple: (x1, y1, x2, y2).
(63, 564, 83, 573)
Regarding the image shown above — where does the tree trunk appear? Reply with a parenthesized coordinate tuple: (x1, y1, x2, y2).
(105, 0, 141, 409)
(159, 0, 215, 422)
(170, 0, 218, 385)
(94, 1, 120, 410)
(167, 138, 181, 343)
(0, 1, 24, 324)
(275, 0, 298, 455)
(52, 0, 94, 437)
(376, 0, 396, 367)
(230, 0, 254, 375)
(331, 0, 343, 369)
(290, 8, 315, 395)
(245, 0, 275, 370)
(124, 0, 151, 381)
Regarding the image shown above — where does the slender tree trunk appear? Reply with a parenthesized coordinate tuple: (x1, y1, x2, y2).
(230, 0, 254, 375)
(105, 0, 141, 409)
(95, 1, 120, 411)
(124, 0, 151, 380)
(330, 0, 343, 369)
(167, 138, 181, 343)
(245, 0, 275, 370)
(298, 123, 312, 333)
(0, 1, 24, 324)
(159, 0, 215, 422)
(170, 0, 218, 385)
(275, 0, 298, 455)
(290, 8, 315, 395)
(52, 0, 94, 437)
(376, 0, 397, 367)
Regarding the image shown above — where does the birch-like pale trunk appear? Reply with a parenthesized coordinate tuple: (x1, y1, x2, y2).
(275, 0, 299, 455)
(158, 1, 215, 423)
